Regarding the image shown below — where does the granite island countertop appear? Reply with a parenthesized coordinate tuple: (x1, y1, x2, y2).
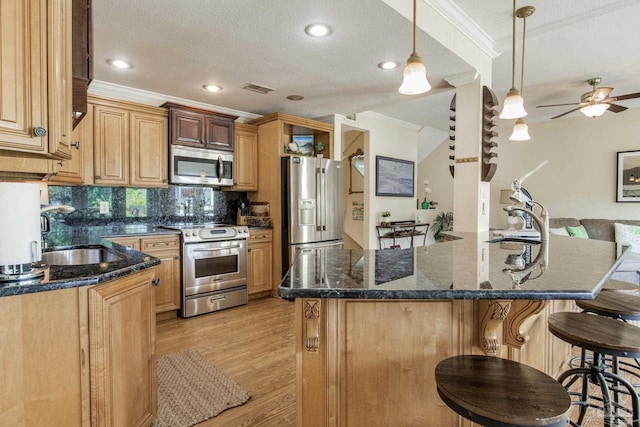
(279, 232, 631, 301)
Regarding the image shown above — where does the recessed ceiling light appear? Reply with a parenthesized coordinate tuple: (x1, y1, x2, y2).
(202, 84, 223, 93)
(287, 95, 304, 101)
(378, 61, 399, 70)
(107, 59, 132, 69)
(304, 23, 332, 37)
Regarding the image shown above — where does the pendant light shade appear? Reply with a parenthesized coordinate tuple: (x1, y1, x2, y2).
(499, 2, 534, 120)
(399, 0, 431, 95)
(580, 102, 610, 118)
(500, 88, 527, 119)
(509, 118, 531, 141)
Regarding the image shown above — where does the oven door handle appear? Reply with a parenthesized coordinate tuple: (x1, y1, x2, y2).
(192, 245, 241, 252)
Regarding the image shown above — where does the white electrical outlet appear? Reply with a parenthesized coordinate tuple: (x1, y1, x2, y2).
(99, 201, 109, 214)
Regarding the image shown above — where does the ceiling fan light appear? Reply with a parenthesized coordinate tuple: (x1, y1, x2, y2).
(398, 54, 431, 95)
(499, 88, 527, 119)
(580, 102, 610, 118)
(509, 118, 531, 141)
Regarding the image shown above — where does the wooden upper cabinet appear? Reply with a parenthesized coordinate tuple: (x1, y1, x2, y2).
(233, 123, 258, 191)
(48, 104, 94, 185)
(71, 0, 93, 129)
(93, 103, 129, 186)
(164, 103, 237, 152)
(0, 0, 72, 160)
(130, 111, 167, 187)
(91, 96, 168, 188)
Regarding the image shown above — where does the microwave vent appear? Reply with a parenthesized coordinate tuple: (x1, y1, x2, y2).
(241, 83, 275, 94)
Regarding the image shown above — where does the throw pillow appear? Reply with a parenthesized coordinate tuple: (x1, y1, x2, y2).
(550, 227, 570, 236)
(566, 225, 589, 239)
(615, 223, 640, 253)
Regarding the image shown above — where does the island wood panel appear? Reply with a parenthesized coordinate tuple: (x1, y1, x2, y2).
(0, 288, 83, 427)
(297, 298, 476, 426)
(505, 299, 575, 378)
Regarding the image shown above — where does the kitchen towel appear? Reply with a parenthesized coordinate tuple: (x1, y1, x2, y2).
(0, 183, 41, 266)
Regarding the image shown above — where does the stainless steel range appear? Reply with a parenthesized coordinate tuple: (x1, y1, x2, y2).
(161, 223, 249, 318)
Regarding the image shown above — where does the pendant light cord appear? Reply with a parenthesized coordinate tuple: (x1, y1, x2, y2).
(520, 13, 527, 96)
(412, 0, 417, 55)
(510, 0, 516, 90)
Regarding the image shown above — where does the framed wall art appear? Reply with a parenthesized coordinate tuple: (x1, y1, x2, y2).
(375, 156, 414, 197)
(616, 150, 640, 202)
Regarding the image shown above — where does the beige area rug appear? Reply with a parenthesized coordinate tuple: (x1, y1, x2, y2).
(152, 349, 251, 427)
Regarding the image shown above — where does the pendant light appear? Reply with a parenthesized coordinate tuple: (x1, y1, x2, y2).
(398, 0, 431, 95)
(500, 1, 529, 119)
(508, 5, 534, 141)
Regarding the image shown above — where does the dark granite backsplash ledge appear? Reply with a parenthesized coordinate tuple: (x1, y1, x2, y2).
(47, 185, 249, 226)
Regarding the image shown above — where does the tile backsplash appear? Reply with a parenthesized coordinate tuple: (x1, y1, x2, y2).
(48, 185, 248, 225)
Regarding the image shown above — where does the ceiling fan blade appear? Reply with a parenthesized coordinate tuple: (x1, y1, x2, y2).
(607, 103, 628, 113)
(536, 102, 580, 108)
(550, 106, 583, 120)
(612, 92, 640, 101)
(592, 87, 613, 101)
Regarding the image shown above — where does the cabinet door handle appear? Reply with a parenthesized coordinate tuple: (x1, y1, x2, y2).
(152, 278, 161, 286)
(71, 141, 80, 149)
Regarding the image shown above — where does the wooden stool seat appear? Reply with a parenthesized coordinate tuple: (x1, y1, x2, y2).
(602, 279, 640, 294)
(549, 312, 640, 357)
(575, 291, 640, 321)
(435, 355, 571, 427)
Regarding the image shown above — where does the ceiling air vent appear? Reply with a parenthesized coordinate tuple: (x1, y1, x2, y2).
(241, 83, 275, 94)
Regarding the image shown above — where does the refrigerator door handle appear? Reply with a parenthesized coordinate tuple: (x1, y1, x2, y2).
(316, 167, 323, 232)
(321, 167, 327, 231)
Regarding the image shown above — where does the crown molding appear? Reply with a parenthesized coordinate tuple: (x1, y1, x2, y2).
(88, 80, 262, 122)
(425, 0, 499, 60)
(444, 71, 480, 88)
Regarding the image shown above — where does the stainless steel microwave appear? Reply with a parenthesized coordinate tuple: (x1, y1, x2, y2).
(170, 145, 234, 186)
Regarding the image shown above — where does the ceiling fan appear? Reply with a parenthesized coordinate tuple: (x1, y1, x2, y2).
(536, 77, 640, 119)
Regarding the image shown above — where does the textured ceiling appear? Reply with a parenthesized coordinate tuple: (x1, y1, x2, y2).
(92, 0, 640, 132)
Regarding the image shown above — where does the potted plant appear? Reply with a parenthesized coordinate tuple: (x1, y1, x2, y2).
(431, 211, 453, 241)
(380, 211, 391, 226)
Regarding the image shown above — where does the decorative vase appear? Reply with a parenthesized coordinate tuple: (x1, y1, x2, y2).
(421, 198, 429, 209)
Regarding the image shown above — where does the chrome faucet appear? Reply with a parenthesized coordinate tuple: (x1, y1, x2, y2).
(503, 202, 549, 242)
(40, 205, 75, 248)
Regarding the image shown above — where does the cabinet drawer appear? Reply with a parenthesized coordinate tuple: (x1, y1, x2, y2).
(140, 235, 180, 253)
(249, 229, 272, 243)
(108, 237, 140, 251)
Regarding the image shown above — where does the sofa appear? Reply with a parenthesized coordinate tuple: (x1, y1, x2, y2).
(549, 218, 640, 285)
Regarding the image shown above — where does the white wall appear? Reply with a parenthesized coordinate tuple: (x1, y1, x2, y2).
(342, 131, 365, 248)
(337, 112, 420, 249)
(418, 107, 640, 229)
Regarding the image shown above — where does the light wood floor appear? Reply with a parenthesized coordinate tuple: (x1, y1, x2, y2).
(156, 297, 296, 426)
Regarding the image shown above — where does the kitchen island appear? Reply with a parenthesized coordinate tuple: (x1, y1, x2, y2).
(279, 232, 630, 426)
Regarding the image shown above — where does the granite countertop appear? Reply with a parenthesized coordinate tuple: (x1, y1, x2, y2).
(279, 232, 631, 301)
(0, 223, 179, 297)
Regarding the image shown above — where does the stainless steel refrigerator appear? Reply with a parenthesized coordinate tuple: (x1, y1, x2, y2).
(281, 156, 343, 275)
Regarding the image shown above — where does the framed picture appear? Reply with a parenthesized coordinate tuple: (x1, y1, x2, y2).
(616, 150, 640, 202)
(375, 155, 414, 197)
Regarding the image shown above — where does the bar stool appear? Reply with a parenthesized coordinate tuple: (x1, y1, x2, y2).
(435, 355, 571, 427)
(548, 312, 640, 427)
(574, 291, 640, 382)
(601, 279, 640, 295)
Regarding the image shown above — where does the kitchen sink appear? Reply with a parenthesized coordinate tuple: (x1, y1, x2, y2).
(41, 247, 125, 266)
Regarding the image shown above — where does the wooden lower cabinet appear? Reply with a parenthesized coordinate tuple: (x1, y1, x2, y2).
(248, 229, 273, 295)
(85, 269, 157, 427)
(295, 298, 573, 426)
(109, 235, 181, 314)
(0, 269, 157, 427)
